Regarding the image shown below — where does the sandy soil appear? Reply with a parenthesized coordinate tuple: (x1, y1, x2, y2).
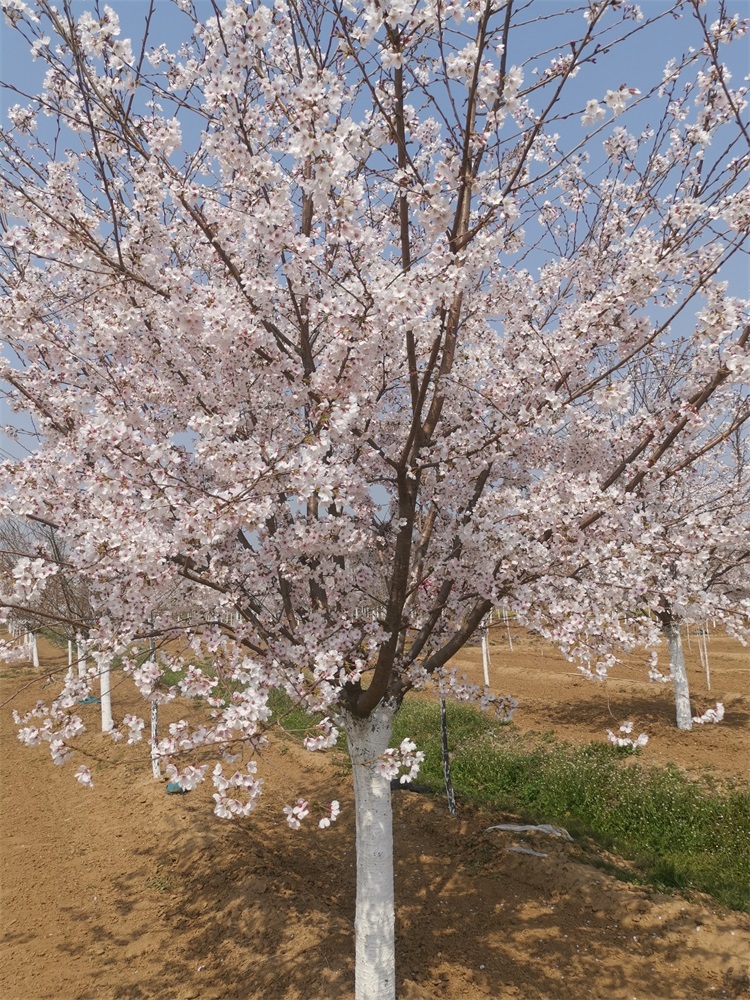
(1, 627, 748, 1000)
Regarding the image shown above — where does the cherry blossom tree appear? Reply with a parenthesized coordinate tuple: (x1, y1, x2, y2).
(649, 435, 750, 729)
(0, 515, 90, 665)
(1, 0, 749, 996)
(511, 380, 750, 730)
(525, 440, 750, 730)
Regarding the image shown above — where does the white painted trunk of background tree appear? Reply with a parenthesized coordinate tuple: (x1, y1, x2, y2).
(98, 655, 113, 733)
(151, 701, 160, 779)
(344, 701, 398, 1000)
(149, 631, 160, 778)
(76, 634, 86, 678)
(481, 626, 490, 687)
(664, 622, 692, 731)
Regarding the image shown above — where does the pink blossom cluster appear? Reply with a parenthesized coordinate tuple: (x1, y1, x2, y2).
(164, 762, 208, 791)
(692, 702, 725, 725)
(132, 661, 176, 703)
(318, 800, 341, 829)
(303, 717, 339, 751)
(75, 765, 94, 788)
(178, 665, 218, 698)
(283, 798, 310, 830)
(111, 714, 145, 745)
(280, 796, 340, 830)
(14, 695, 85, 761)
(374, 739, 425, 785)
(212, 761, 264, 818)
(606, 722, 649, 749)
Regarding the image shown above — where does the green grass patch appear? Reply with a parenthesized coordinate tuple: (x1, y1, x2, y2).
(393, 698, 750, 912)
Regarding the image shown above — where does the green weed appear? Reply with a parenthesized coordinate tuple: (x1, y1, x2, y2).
(393, 698, 750, 912)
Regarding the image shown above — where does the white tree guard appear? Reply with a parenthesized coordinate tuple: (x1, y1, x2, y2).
(664, 622, 692, 731)
(344, 702, 397, 1000)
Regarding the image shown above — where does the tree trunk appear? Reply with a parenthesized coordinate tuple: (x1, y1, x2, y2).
(76, 634, 86, 678)
(481, 625, 490, 687)
(664, 622, 692, 731)
(440, 698, 457, 817)
(344, 701, 398, 1000)
(149, 632, 160, 778)
(151, 701, 160, 779)
(99, 655, 113, 733)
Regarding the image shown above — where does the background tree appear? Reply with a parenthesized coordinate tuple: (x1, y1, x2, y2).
(648, 434, 750, 729)
(0, 515, 93, 659)
(1, 1, 749, 996)
(509, 383, 750, 730)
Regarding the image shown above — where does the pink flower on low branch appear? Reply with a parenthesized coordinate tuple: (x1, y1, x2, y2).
(120, 714, 145, 744)
(303, 717, 339, 751)
(692, 702, 725, 725)
(165, 763, 208, 791)
(49, 739, 72, 765)
(211, 762, 263, 818)
(283, 798, 310, 830)
(75, 765, 94, 788)
(607, 723, 649, 749)
(374, 739, 425, 784)
(318, 800, 341, 829)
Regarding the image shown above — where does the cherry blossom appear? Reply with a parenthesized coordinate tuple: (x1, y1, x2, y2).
(211, 761, 263, 817)
(303, 716, 340, 751)
(373, 739, 425, 784)
(604, 85, 640, 116)
(164, 763, 208, 792)
(120, 714, 145, 745)
(283, 798, 311, 830)
(581, 99, 606, 126)
(318, 799, 341, 829)
(75, 765, 94, 788)
(607, 723, 649, 749)
(0, 2, 748, 997)
(692, 702, 725, 724)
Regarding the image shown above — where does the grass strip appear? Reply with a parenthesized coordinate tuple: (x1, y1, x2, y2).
(393, 698, 750, 912)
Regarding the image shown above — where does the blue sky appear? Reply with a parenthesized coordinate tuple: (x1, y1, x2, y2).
(3, 1, 747, 120)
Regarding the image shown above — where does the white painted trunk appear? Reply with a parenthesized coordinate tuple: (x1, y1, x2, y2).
(481, 628, 490, 687)
(151, 701, 161, 779)
(664, 622, 692, 731)
(148, 631, 160, 778)
(98, 656, 113, 732)
(31, 633, 39, 669)
(76, 635, 86, 678)
(702, 629, 711, 690)
(68, 639, 73, 668)
(344, 701, 397, 1000)
(504, 607, 513, 651)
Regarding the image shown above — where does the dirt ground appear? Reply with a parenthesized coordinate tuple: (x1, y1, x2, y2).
(1, 627, 748, 1000)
